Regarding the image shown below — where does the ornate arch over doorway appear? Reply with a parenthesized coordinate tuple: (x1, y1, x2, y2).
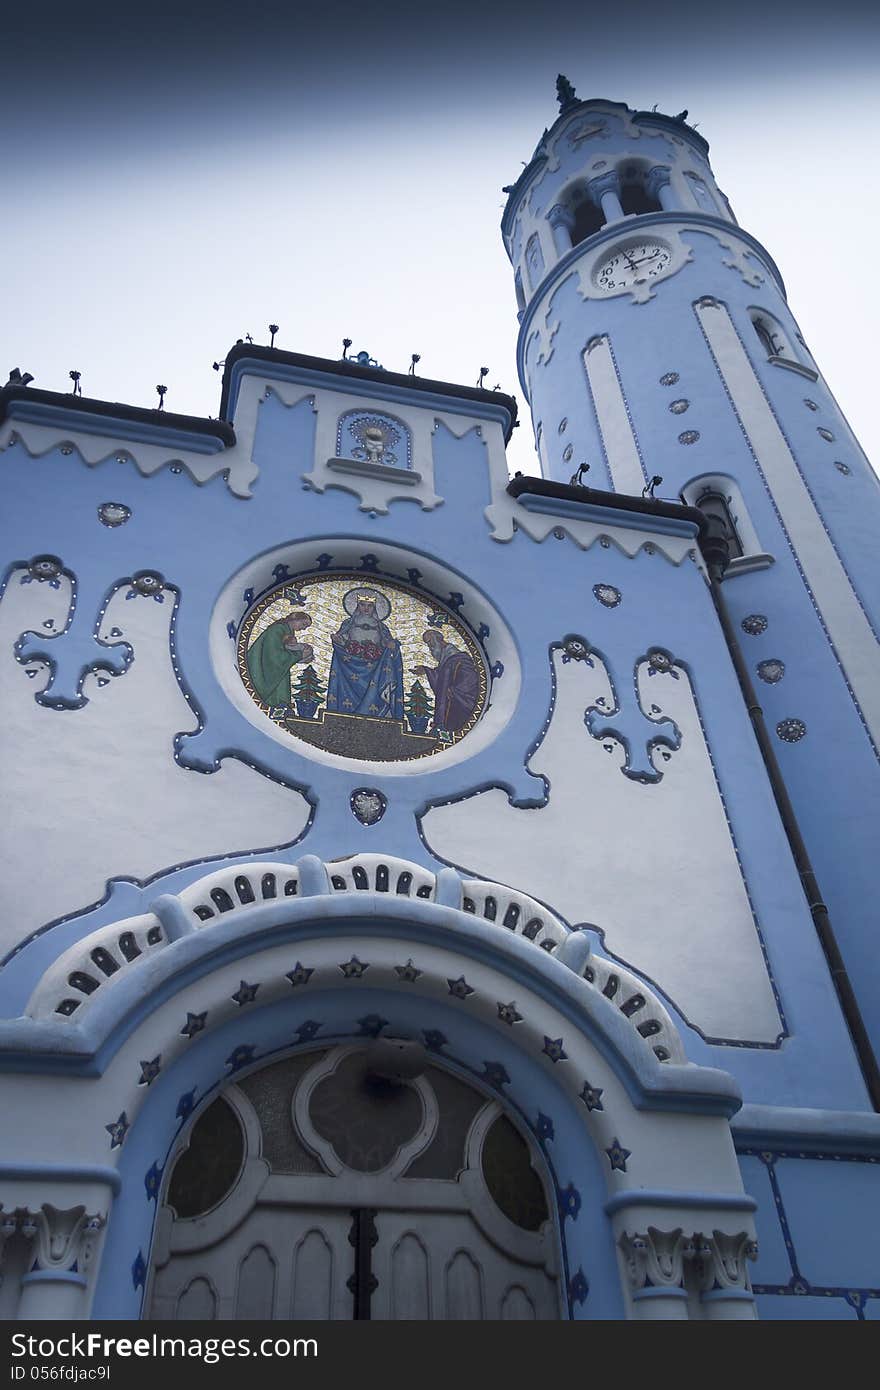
(2, 852, 758, 1320)
(148, 1044, 562, 1320)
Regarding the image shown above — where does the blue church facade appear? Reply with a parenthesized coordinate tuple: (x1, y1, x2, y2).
(0, 81, 878, 1321)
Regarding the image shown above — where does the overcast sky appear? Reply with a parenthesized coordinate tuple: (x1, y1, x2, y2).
(3, 1, 878, 477)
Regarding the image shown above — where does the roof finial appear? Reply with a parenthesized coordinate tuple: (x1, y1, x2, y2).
(556, 74, 577, 112)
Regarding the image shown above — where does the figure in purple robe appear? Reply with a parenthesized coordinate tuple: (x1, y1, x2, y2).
(413, 629, 480, 736)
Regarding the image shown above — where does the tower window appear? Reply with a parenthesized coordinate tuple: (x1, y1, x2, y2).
(682, 474, 773, 575)
(571, 200, 605, 246)
(692, 488, 743, 560)
(748, 307, 818, 381)
(619, 174, 661, 217)
(749, 309, 794, 361)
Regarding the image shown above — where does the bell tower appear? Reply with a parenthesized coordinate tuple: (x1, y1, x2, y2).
(503, 76, 880, 1072)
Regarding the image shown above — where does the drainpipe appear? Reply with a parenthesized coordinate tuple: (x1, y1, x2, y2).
(700, 516, 880, 1111)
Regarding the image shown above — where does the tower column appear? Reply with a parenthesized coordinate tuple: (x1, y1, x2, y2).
(646, 165, 676, 212)
(548, 204, 575, 256)
(588, 171, 623, 223)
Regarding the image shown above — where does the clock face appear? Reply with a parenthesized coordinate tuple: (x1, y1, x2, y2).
(595, 241, 672, 292)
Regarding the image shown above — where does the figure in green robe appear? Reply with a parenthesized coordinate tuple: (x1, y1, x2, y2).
(247, 611, 314, 708)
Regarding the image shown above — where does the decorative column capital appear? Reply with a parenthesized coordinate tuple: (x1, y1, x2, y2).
(15, 1205, 106, 1273)
(694, 1230, 758, 1292)
(620, 1227, 758, 1296)
(587, 170, 621, 205)
(548, 203, 576, 231)
(619, 1227, 696, 1291)
(645, 166, 672, 198)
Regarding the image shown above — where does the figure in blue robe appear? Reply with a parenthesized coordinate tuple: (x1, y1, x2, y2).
(326, 596, 404, 720)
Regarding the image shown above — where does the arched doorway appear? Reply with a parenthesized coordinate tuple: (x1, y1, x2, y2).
(146, 1044, 563, 1320)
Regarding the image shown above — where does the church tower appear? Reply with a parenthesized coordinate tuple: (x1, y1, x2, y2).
(503, 78, 880, 1077)
(0, 79, 879, 1325)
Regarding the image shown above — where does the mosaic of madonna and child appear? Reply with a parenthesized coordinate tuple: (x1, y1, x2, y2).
(237, 574, 489, 762)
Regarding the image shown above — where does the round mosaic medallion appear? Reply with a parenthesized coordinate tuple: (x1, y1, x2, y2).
(98, 501, 131, 528)
(741, 614, 768, 636)
(835, 461, 851, 475)
(757, 659, 785, 684)
(678, 430, 700, 445)
(236, 573, 489, 763)
(131, 571, 164, 597)
(776, 717, 806, 743)
(27, 555, 62, 583)
(646, 649, 673, 673)
(592, 583, 621, 608)
(659, 372, 679, 386)
(669, 399, 689, 414)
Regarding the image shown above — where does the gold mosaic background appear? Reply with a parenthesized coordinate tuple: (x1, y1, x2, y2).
(237, 572, 489, 755)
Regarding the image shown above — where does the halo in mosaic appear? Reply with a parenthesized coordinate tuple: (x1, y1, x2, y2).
(659, 372, 680, 386)
(776, 718, 807, 743)
(593, 583, 621, 609)
(757, 659, 785, 684)
(237, 572, 489, 763)
(741, 614, 768, 636)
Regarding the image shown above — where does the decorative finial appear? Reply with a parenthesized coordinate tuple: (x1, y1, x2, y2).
(245, 333, 253, 344)
(476, 367, 489, 389)
(69, 370, 82, 397)
(672, 110, 689, 124)
(269, 324, 279, 348)
(342, 338, 352, 360)
(212, 360, 225, 372)
(409, 354, 420, 376)
(570, 462, 590, 487)
(6, 368, 34, 387)
(156, 384, 167, 411)
(642, 474, 663, 498)
(556, 74, 577, 112)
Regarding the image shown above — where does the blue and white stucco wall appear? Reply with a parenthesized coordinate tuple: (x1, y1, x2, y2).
(0, 146, 879, 1318)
